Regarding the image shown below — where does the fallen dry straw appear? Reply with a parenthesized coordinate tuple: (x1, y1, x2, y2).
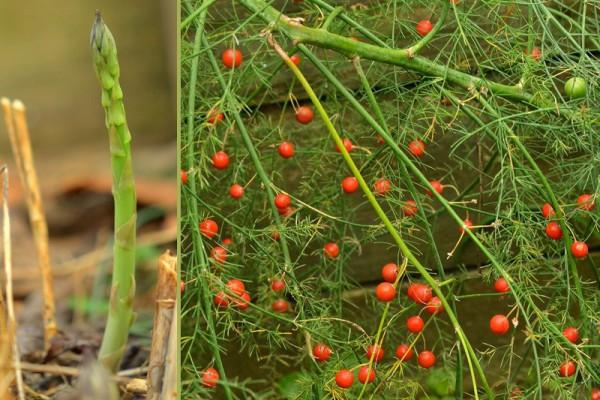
(1, 98, 57, 352)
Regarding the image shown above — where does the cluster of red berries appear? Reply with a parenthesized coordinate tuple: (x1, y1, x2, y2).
(558, 325, 580, 378)
(333, 342, 436, 389)
(375, 264, 444, 317)
(327, 264, 442, 389)
(214, 278, 251, 310)
(200, 216, 292, 315)
(542, 195, 594, 258)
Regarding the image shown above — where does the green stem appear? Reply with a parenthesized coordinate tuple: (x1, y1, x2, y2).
(474, 94, 588, 330)
(321, 6, 344, 31)
(91, 13, 137, 372)
(239, 0, 552, 109)
(182, 6, 234, 399)
(350, 57, 464, 397)
(202, 35, 314, 362)
(270, 36, 493, 399)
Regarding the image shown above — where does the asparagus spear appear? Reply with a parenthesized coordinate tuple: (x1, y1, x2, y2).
(90, 11, 137, 372)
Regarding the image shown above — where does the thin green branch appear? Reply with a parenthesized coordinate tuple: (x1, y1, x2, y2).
(183, 6, 234, 399)
(269, 34, 494, 399)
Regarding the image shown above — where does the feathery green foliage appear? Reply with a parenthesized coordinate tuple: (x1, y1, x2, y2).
(181, 0, 599, 399)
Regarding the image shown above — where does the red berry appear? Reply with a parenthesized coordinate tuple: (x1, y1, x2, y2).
(229, 183, 244, 199)
(274, 193, 291, 209)
(272, 299, 289, 313)
(357, 366, 376, 384)
(211, 246, 227, 264)
(324, 242, 340, 259)
(412, 284, 432, 304)
(375, 282, 397, 302)
(577, 194, 595, 211)
(408, 140, 426, 157)
(591, 388, 600, 400)
(312, 343, 332, 362)
(416, 20, 433, 37)
(277, 206, 294, 217)
(459, 218, 474, 234)
(342, 177, 359, 194)
(200, 219, 219, 238)
(222, 237, 233, 246)
(207, 109, 224, 124)
(212, 151, 230, 170)
(271, 279, 285, 292)
(406, 315, 424, 333)
(222, 48, 242, 68)
(271, 230, 281, 241)
(425, 296, 444, 315)
(545, 221, 563, 240)
(295, 106, 314, 124)
(403, 200, 418, 217)
(571, 241, 588, 258)
(559, 360, 576, 377)
(181, 169, 188, 185)
(395, 344, 414, 361)
(529, 46, 542, 61)
(374, 178, 391, 195)
(235, 291, 251, 310)
(381, 263, 398, 283)
(494, 277, 510, 293)
(289, 54, 301, 65)
(202, 367, 220, 388)
(214, 292, 229, 308)
(180, 280, 186, 294)
(335, 138, 353, 153)
(407, 283, 419, 301)
(489, 314, 510, 335)
(335, 369, 354, 388)
(426, 180, 444, 196)
(375, 135, 385, 145)
(562, 326, 579, 343)
(418, 351, 436, 368)
(278, 141, 295, 159)
(226, 279, 245, 296)
(366, 344, 384, 362)
(541, 203, 555, 218)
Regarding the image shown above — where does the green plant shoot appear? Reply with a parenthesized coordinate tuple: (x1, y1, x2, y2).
(91, 11, 137, 373)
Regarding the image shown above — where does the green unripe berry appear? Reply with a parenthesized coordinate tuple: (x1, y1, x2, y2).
(564, 77, 586, 99)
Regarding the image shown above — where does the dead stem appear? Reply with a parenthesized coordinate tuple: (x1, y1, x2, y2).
(159, 294, 179, 400)
(147, 250, 177, 400)
(1, 98, 57, 352)
(1, 166, 25, 400)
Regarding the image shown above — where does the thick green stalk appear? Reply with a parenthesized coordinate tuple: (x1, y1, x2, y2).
(91, 13, 137, 372)
(239, 0, 542, 106)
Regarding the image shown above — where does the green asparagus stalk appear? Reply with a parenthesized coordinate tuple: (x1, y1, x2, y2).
(91, 11, 137, 372)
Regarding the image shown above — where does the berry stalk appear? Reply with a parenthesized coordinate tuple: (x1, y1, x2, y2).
(91, 12, 137, 372)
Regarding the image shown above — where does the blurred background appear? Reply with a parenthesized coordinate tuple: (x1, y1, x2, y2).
(0, 0, 177, 387)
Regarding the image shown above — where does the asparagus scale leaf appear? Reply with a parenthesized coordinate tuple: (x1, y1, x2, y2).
(91, 11, 137, 372)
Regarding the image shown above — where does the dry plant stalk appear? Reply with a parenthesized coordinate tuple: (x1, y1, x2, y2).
(0, 276, 14, 400)
(1, 98, 57, 351)
(160, 293, 178, 400)
(1, 166, 24, 400)
(146, 250, 177, 400)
